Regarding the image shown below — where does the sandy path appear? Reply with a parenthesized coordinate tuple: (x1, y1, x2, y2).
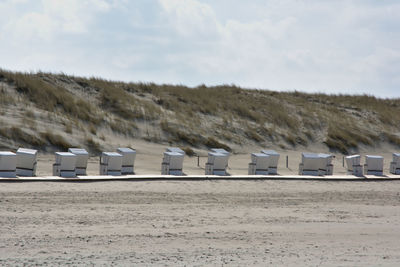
(1, 180, 400, 266)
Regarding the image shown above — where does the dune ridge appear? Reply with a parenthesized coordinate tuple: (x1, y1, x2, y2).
(0, 69, 399, 156)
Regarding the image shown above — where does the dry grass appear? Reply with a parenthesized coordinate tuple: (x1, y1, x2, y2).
(0, 70, 100, 125)
(65, 123, 73, 134)
(40, 131, 71, 151)
(325, 120, 379, 154)
(0, 127, 44, 147)
(160, 120, 203, 146)
(85, 137, 102, 155)
(182, 147, 195, 157)
(384, 132, 400, 147)
(89, 124, 97, 135)
(1, 69, 400, 154)
(204, 137, 231, 152)
(245, 126, 264, 143)
(0, 82, 15, 104)
(109, 118, 138, 137)
(285, 133, 297, 147)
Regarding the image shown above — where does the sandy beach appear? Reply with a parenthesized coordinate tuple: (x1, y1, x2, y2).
(1, 142, 400, 266)
(1, 179, 400, 266)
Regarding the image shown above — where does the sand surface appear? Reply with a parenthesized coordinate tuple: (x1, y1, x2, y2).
(3, 143, 400, 265)
(1, 179, 400, 266)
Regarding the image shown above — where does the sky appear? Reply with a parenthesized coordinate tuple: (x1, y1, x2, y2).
(0, 0, 399, 98)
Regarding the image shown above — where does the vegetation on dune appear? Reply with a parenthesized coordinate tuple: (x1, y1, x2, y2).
(39, 131, 72, 151)
(0, 69, 400, 154)
(182, 146, 195, 157)
(384, 132, 400, 147)
(0, 70, 100, 125)
(85, 137, 102, 155)
(0, 127, 45, 148)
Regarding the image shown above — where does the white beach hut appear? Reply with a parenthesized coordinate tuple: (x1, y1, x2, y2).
(299, 153, 321, 176)
(0, 151, 16, 178)
(16, 148, 37, 177)
(117, 147, 136, 175)
(52, 152, 77, 177)
(318, 153, 334, 175)
(345, 154, 363, 176)
(210, 148, 230, 170)
(248, 153, 270, 175)
(166, 147, 185, 155)
(390, 153, 400, 175)
(364, 155, 384, 176)
(161, 151, 184, 175)
(99, 152, 123, 176)
(211, 148, 230, 156)
(205, 152, 229, 176)
(68, 148, 89, 175)
(261, 150, 280, 174)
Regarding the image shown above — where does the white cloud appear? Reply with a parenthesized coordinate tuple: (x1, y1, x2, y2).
(1, 0, 113, 44)
(0, 0, 399, 97)
(6, 12, 57, 41)
(41, 0, 111, 33)
(159, 0, 219, 37)
(157, 0, 400, 97)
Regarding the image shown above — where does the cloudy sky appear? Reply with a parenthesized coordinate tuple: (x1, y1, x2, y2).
(0, 0, 399, 98)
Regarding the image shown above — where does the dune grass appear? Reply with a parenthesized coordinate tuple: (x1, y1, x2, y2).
(40, 131, 72, 151)
(0, 70, 100, 125)
(1, 69, 400, 153)
(0, 127, 44, 147)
